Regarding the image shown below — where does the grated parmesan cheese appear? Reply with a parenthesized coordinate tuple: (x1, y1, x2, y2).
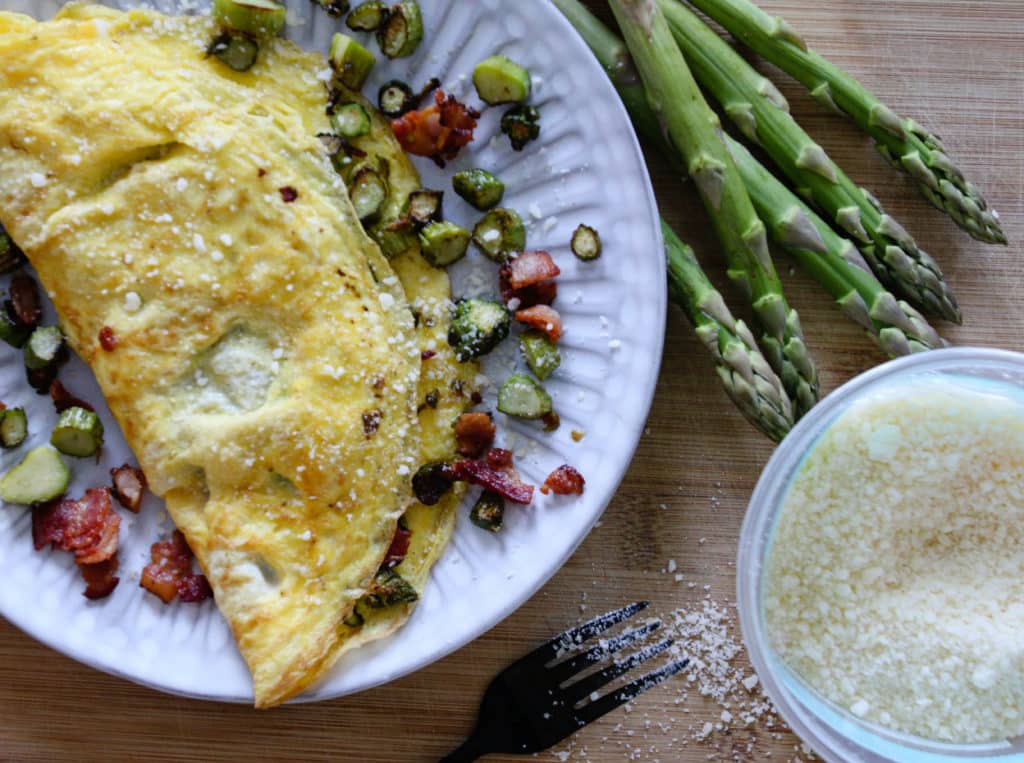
(765, 380, 1024, 743)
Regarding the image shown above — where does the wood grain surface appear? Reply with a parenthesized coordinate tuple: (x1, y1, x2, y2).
(2, 1, 1023, 760)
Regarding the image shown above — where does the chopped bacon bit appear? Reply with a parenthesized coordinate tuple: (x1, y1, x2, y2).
(540, 465, 586, 496)
(110, 465, 147, 513)
(454, 412, 496, 458)
(500, 276, 558, 309)
(9, 273, 41, 327)
(421, 349, 437, 360)
(49, 379, 95, 413)
(542, 411, 561, 432)
(79, 556, 120, 600)
(32, 488, 120, 565)
(515, 305, 563, 342)
(279, 186, 299, 203)
(451, 458, 534, 505)
(391, 90, 480, 167)
(383, 526, 413, 569)
(507, 251, 560, 290)
(98, 326, 117, 351)
(485, 448, 514, 470)
(140, 531, 211, 605)
(470, 390, 483, 405)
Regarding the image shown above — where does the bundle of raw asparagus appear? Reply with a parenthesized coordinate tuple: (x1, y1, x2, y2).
(553, 0, 1005, 441)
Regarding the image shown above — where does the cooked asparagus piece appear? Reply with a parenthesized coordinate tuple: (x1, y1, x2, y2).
(419, 221, 470, 267)
(571, 224, 602, 261)
(51, 406, 104, 458)
(378, 80, 416, 118)
(346, 1, 388, 31)
(331, 102, 372, 138)
(0, 407, 27, 449)
(497, 373, 553, 420)
(448, 299, 512, 361)
(687, 0, 1006, 245)
(453, 169, 505, 211)
(406, 189, 443, 227)
(609, 0, 818, 417)
(473, 56, 532, 105)
(346, 162, 388, 221)
(329, 33, 376, 91)
(377, 1, 422, 59)
(519, 330, 561, 381)
(658, 0, 960, 325)
(472, 208, 526, 264)
(0, 446, 70, 505)
(24, 326, 64, 370)
(212, 0, 286, 36)
(500, 105, 541, 151)
(470, 491, 505, 532)
(313, 0, 350, 17)
(208, 32, 260, 72)
(663, 221, 793, 442)
(726, 136, 945, 357)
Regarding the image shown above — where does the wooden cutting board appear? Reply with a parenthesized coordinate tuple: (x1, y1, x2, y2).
(1, 1, 1022, 760)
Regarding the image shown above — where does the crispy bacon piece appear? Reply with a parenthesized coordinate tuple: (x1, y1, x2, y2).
(79, 556, 120, 600)
(9, 273, 41, 327)
(32, 488, 121, 565)
(383, 526, 413, 569)
(454, 412, 496, 458)
(49, 380, 95, 413)
(499, 267, 558, 309)
(485, 448, 514, 470)
(452, 456, 534, 505)
(507, 251, 560, 291)
(391, 90, 479, 166)
(514, 305, 563, 342)
(98, 326, 117, 352)
(140, 530, 212, 605)
(110, 464, 147, 513)
(541, 465, 586, 496)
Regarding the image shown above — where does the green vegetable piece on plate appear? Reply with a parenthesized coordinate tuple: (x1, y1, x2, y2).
(346, 162, 389, 222)
(497, 373, 553, 420)
(24, 325, 63, 370)
(371, 217, 419, 259)
(331, 102, 371, 138)
(406, 189, 443, 227)
(346, 0, 388, 31)
(377, 1, 423, 59)
(472, 207, 526, 264)
(362, 568, 418, 607)
(0, 446, 69, 505)
(519, 330, 560, 381)
(212, 0, 286, 36)
(329, 32, 376, 90)
(0, 407, 27, 449)
(500, 104, 541, 151)
(571, 224, 602, 261)
(51, 406, 104, 458)
(0, 310, 30, 349)
(453, 169, 505, 211)
(419, 221, 471, 268)
(313, 0, 350, 18)
(208, 32, 260, 72)
(448, 299, 512, 362)
(377, 80, 415, 117)
(472, 55, 532, 105)
(470, 491, 505, 533)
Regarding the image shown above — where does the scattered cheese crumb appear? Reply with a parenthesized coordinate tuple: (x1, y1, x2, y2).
(123, 291, 142, 312)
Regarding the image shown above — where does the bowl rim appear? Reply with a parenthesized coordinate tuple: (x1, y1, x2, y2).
(737, 346, 1024, 763)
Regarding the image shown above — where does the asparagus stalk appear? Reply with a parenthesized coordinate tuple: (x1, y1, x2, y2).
(554, 0, 945, 357)
(686, 0, 1006, 246)
(725, 136, 946, 357)
(664, 220, 793, 441)
(607, 0, 818, 417)
(658, 0, 961, 325)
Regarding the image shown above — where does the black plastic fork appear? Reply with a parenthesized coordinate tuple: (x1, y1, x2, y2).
(440, 602, 689, 762)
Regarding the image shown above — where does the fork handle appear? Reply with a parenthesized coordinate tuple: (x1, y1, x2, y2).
(439, 733, 488, 763)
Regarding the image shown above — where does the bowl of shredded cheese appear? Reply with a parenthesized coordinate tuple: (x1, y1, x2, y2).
(740, 347, 1024, 762)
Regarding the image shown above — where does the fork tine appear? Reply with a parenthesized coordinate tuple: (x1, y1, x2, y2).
(562, 638, 675, 703)
(522, 601, 650, 664)
(547, 620, 662, 683)
(571, 657, 690, 726)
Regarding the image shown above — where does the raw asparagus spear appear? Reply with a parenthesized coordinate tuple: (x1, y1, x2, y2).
(686, 0, 1006, 245)
(725, 136, 945, 357)
(554, 0, 942, 357)
(664, 220, 793, 441)
(658, 0, 961, 324)
(608, 0, 818, 417)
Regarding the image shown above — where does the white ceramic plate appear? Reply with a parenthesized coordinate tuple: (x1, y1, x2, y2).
(0, 0, 665, 702)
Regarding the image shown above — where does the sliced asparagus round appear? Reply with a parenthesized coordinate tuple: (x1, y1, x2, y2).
(24, 326, 64, 370)
(419, 221, 471, 268)
(448, 299, 512, 361)
(208, 32, 260, 72)
(570, 224, 602, 261)
(0, 446, 69, 505)
(473, 56, 532, 105)
(377, 1, 423, 59)
(519, 330, 561, 381)
(470, 491, 505, 532)
(377, 80, 416, 118)
(347, 162, 389, 221)
(346, 1, 388, 31)
(0, 407, 27, 449)
(500, 105, 541, 152)
(497, 373, 553, 420)
(472, 208, 526, 264)
(213, 0, 286, 36)
(329, 33, 376, 91)
(453, 169, 505, 211)
(331, 102, 372, 138)
(51, 406, 104, 458)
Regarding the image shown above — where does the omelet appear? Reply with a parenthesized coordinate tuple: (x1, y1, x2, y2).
(0, 4, 471, 707)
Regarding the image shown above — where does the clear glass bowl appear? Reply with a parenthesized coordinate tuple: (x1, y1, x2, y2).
(738, 347, 1024, 762)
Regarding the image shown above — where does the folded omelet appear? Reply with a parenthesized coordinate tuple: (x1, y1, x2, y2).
(0, 4, 472, 707)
